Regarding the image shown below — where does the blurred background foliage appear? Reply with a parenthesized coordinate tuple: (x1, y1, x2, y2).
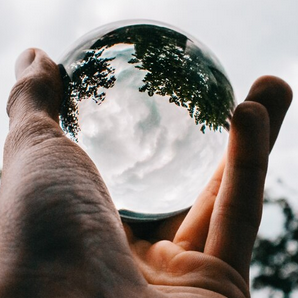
(251, 194, 298, 298)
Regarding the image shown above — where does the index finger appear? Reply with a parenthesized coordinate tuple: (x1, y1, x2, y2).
(204, 101, 270, 282)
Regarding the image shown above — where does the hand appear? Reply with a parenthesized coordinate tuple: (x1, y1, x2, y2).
(0, 49, 292, 297)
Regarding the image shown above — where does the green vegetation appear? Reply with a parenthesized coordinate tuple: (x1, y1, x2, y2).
(60, 24, 234, 140)
(252, 195, 298, 297)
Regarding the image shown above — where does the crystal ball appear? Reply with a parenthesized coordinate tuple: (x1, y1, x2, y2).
(58, 20, 235, 221)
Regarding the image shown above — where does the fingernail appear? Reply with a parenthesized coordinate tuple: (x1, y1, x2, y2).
(15, 49, 36, 80)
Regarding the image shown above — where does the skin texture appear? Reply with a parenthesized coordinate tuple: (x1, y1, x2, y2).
(0, 48, 292, 297)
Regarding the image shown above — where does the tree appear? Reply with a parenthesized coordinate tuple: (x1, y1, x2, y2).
(251, 195, 298, 297)
(126, 26, 234, 133)
(60, 49, 116, 140)
(59, 24, 235, 140)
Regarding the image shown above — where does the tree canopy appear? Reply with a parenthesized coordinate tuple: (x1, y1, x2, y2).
(60, 24, 234, 140)
(252, 195, 298, 298)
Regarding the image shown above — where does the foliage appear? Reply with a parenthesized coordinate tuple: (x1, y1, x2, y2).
(59, 24, 234, 140)
(59, 50, 116, 140)
(252, 196, 298, 298)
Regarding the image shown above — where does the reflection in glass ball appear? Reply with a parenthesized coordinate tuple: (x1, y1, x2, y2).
(58, 20, 235, 221)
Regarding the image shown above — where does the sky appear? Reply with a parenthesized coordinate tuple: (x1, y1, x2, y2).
(0, 0, 297, 294)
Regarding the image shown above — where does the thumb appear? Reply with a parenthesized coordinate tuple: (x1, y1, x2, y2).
(7, 48, 63, 122)
(15, 48, 36, 80)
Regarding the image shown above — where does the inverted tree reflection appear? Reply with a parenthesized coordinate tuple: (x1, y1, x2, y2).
(60, 24, 234, 140)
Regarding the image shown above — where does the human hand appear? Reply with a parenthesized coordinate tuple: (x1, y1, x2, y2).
(124, 75, 292, 297)
(0, 49, 292, 297)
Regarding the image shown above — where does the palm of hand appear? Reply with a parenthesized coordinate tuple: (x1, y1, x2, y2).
(124, 181, 250, 298)
(128, 238, 249, 298)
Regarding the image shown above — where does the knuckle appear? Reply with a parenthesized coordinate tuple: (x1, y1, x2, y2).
(7, 72, 62, 117)
(234, 159, 268, 176)
(216, 201, 261, 232)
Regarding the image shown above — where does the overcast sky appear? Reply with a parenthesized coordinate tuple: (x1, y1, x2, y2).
(1, 1, 297, 203)
(0, 1, 297, 199)
(0, 0, 297, 191)
(0, 0, 297, 296)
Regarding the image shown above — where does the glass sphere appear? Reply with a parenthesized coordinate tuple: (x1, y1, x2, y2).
(58, 20, 235, 221)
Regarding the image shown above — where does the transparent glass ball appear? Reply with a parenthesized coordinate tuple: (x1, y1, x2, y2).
(58, 20, 235, 221)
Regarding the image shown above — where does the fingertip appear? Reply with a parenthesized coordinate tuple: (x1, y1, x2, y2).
(246, 75, 293, 110)
(15, 48, 56, 80)
(232, 101, 269, 136)
(15, 48, 36, 80)
(229, 101, 270, 170)
(8, 48, 63, 121)
(245, 76, 292, 150)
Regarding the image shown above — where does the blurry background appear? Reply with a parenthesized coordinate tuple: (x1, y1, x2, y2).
(0, 1, 297, 297)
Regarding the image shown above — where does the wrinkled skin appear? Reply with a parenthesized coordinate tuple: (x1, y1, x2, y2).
(0, 49, 292, 297)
